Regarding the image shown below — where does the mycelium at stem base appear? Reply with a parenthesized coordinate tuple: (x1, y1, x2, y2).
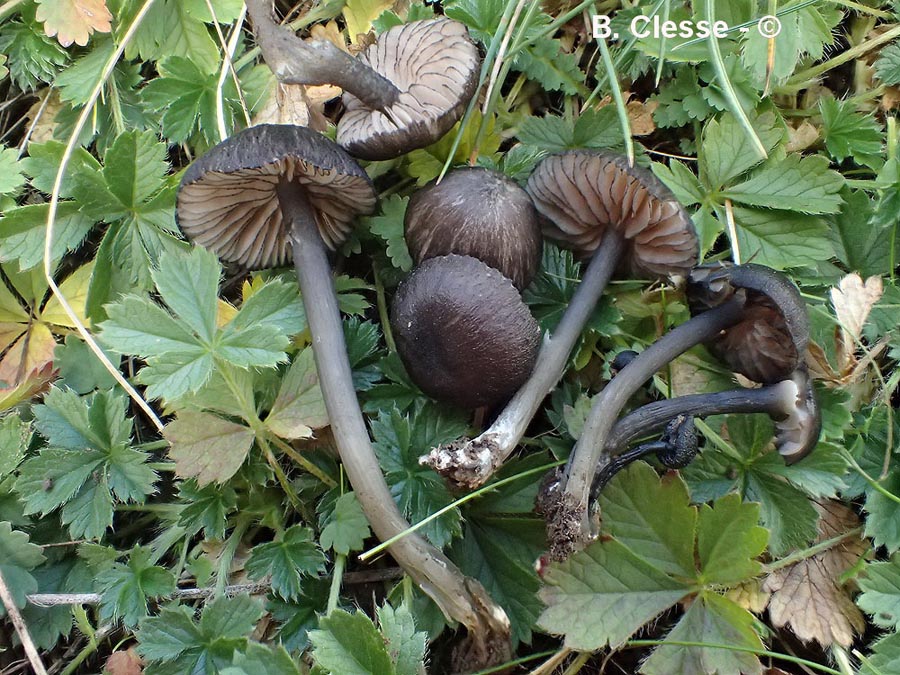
(422, 234, 626, 489)
(541, 295, 748, 561)
(277, 183, 511, 666)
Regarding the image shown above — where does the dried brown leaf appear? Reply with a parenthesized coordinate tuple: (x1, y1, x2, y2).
(36, 0, 112, 47)
(831, 273, 883, 374)
(785, 120, 819, 153)
(164, 411, 255, 486)
(763, 500, 867, 648)
(104, 647, 143, 675)
(725, 578, 771, 614)
(25, 89, 62, 144)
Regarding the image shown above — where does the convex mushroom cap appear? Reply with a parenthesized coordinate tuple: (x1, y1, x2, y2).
(405, 167, 543, 289)
(176, 124, 376, 269)
(337, 18, 480, 161)
(687, 262, 809, 384)
(391, 255, 540, 409)
(526, 150, 698, 279)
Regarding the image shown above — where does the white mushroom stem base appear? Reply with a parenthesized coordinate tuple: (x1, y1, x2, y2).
(276, 182, 511, 664)
(420, 234, 626, 489)
(544, 295, 748, 561)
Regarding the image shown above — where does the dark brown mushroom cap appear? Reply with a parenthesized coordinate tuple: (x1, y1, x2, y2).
(404, 168, 543, 290)
(774, 367, 820, 464)
(525, 150, 698, 279)
(176, 124, 377, 269)
(687, 263, 810, 384)
(391, 254, 541, 409)
(336, 18, 480, 161)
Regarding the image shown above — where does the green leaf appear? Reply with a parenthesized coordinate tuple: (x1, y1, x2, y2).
(98, 546, 176, 627)
(309, 608, 395, 675)
(265, 348, 328, 441)
(652, 159, 704, 207)
(153, 246, 219, 342)
(863, 468, 900, 553)
(0, 16, 68, 90)
(0, 413, 29, 479)
(54, 334, 119, 394)
(599, 462, 697, 578)
(377, 604, 427, 675)
(0, 147, 25, 197)
(0, 521, 45, 616)
(740, 11, 802, 88)
(731, 205, 836, 270)
(721, 154, 844, 214)
(364, 195, 413, 272)
(225, 642, 302, 675)
(453, 514, 545, 645)
(0, 202, 95, 270)
(246, 525, 326, 601)
(641, 592, 763, 675)
(164, 411, 255, 486)
(829, 189, 894, 276)
(518, 107, 621, 154)
(320, 492, 370, 555)
(538, 539, 689, 650)
(651, 67, 712, 129)
(178, 479, 236, 540)
(700, 112, 782, 189)
(514, 40, 586, 95)
(696, 494, 767, 586)
(861, 632, 900, 675)
(858, 555, 900, 630)
(820, 98, 884, 170)
(875, 42, 900, 85)
(371, 404, 467, 547)
(137, 595, 264, 668)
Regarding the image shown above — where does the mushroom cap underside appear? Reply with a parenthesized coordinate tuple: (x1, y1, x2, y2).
(336, 18, 480, 161)
(525, 150, 698, 280)
(391, 254, 540, 409)
(774, 368, 820, 464)
(687, 263, 810, 384)
(404, 167, 543, 289)
(177, 124, 376, 269)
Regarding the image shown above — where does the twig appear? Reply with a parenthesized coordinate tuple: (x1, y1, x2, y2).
(26, 582, 270, 607)
(0, 567, 49, 675)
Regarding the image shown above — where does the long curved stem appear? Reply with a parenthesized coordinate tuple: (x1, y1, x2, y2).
(246, 0, 400, 110)
(604, 380, 797, 454)
(423, 235, 625, 488)
(552, 296, 747, 556)
(277, 182, 510, 657)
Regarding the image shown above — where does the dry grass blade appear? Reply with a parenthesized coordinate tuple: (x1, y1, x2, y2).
(0, 567, 48, 675)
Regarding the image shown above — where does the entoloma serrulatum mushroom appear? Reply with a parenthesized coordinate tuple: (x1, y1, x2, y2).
(176, 124, 511, 663)
(421, 150, 697, 489)
(591, 367, 821, 498)
(404, 168, 543, 290)
(544, 262, 811, 560)
(246, 0, 479, 160)
(391, 254, 541, 410)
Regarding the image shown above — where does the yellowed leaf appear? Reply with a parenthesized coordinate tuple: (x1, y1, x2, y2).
(785, 120, 819, 153)
(36, 0, 112, 48)
(41, 262, 94, 329)
(725, 578, 770, 614)
(165, 411, 255, 486)
(310, 21, 351, 54)
(216, 299, 238, 328)
(343, 0, 394, 43)
(25, 89, 62, 145)
(831, 273, 883, 372)
(763, 500, 868, 648)
(0, 322, 56, 388)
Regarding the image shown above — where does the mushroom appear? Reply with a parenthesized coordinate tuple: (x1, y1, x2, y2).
(246, 0, 480, 160)
(545, 262, 811, 560)
(421, 150, 697, 489)
(391, 254, 541, 410)
(176, 124, 510, 662)
(404, 167, 543, 290)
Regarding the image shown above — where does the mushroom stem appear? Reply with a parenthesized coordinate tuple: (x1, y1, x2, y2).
(423, 234, 625, 488)
(276, 182, 510, 654)
(551, 295, 747, 557)
(604, 380, 798, 454)
(247, 0, 400, 111)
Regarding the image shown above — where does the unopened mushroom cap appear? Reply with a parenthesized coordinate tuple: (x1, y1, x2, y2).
(391, 254, 540, 409)
(336, 18, 480, 161)
(773, 368, 820, 463)
(687, 263, 810, 384)
(525, 150, 698, 279)
(404, 168, 543, 289)
(176, 124, 376, 269)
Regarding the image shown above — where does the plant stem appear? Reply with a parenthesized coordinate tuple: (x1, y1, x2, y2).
(763, 527, 864, 573)
(277, 181, 511, 653)
(267, 433, 337, 488)
(0, 568, 47, 675)
(215, 518, 250, 597)
(787, 23, 900, 87)
(373, 264, 397, 352)
(327, 554, 346, 613)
